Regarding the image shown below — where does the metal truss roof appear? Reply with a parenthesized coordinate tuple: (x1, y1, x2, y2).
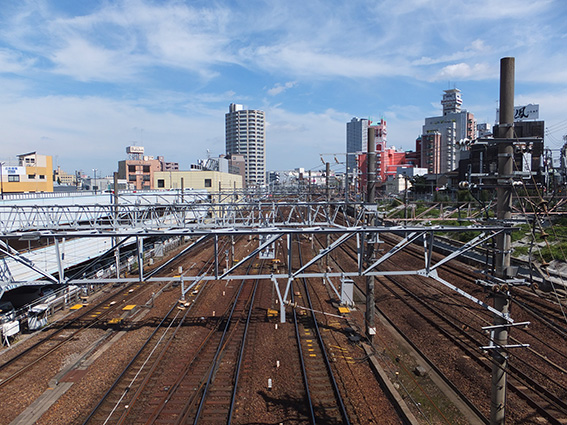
(0, 200, 376, 235)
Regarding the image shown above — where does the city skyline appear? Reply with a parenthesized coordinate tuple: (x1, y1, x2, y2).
(1, 0, 566, 177)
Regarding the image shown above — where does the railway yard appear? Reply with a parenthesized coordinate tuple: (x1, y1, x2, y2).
(1, 204, 567, 425)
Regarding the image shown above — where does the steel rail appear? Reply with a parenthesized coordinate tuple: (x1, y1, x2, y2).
(80, 236, 227, 425)
(322, 230, 488, 424)
(227, 275, 261, 424)
(290, 269, 317, 424)
(0, 279, 154, 389)
(80, 299, 183, 425)
(296, 235, 351, 425)
(191, 261, 262, 424)
(377, 260, 567, 424)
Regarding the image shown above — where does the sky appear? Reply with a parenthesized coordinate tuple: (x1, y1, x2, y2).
(1, 0, 567, 178)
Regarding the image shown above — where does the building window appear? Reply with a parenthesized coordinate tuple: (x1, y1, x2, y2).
(143, 165, 150, 173)
(28, 174, 36, 179)
(128, 174, 137, 182)
(8, 175, 19, 182)
(157, 179, 165, 188)
(128, 165, 137, 173)
(39, 175, 45, 179)
(204, 178, 212, 188)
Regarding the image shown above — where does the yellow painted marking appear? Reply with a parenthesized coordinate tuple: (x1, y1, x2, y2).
(308, 348, 315, 351)
(309, 354, 317, 357)
(102, 306, 110, 309)
(338, 306, 350, 314)
(331, 345, 349, 352)
(90, 315, 99, 318)
(122, 305, 136, 311)
(70, 304, 83, 310)
(306, 339, 313, 342)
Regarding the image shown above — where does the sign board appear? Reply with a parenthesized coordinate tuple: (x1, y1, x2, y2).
(2, 166, 25, 175)
(514, 104, 539, 121)
(497, 104, 539, 122)
(126, 146, 145, 154)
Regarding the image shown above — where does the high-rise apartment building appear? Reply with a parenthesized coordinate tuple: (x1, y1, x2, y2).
(346, 117, 369, 176)
(225, 103, 266, 187)
(421, 89, 476, 174)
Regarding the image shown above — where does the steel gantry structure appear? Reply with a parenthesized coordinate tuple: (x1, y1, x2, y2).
(0, 194, 518, 326)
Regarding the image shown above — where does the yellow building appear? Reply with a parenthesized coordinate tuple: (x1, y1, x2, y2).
(53, 166, 77, 186)
(1, 152, 54, 194)
(154, 170, 243, 192)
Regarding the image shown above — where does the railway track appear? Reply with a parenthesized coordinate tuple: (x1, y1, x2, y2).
(82, 251, 262, 424)
(0, 235, 218, 392)
(0, 280, 154, 390)
(337, 228, 567, 424)
(291, 235, 352, 424)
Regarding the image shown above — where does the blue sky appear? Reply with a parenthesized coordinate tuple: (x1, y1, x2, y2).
(1, 0, 566, 177)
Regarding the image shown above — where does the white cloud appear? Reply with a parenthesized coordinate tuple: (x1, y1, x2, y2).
(267, 81, 297, 96)
(51, 38, 143, 82)
(265, 106, 351, 170)
(413, 39, 490, 66)
(0, 48, 36, 73)
(434, 62, 494, 81)
(250, 43, 406, 79)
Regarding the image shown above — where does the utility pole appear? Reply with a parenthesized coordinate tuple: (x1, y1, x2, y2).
(366, 127, 376, 343)
(113, 172, 120, 279)
(325, 162, 331, 270)
(325, 162, 330, 202)
(0, 161, 5, 200)
(491, 56, 515, 425)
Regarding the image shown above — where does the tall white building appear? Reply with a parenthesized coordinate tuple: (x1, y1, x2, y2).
(421, 89, 476, 174)
(225, 103, 266, 187)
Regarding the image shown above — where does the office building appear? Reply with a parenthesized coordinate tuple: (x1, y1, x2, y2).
(1, 152, 53, 195)
(53, 166, 77, 186)
(117, 146, 179, 190)
(154, 170, 243, 192)
(346, 117, 369, 176)
(421, 89, 476, 174)
(225, 104, 266, 187)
